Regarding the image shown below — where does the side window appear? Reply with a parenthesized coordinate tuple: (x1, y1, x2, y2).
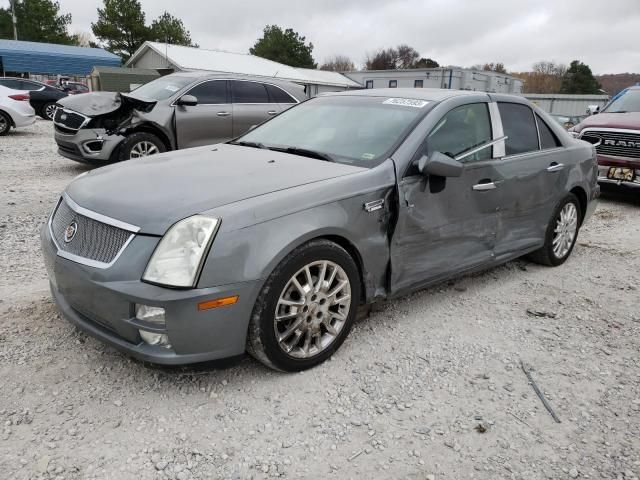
(414, 79, 423, 88)
(426, 103, 493, 162)
(536, 114, 561, 149)
(0, 79, 22, 89)
(20, 80, 43, 91)
(365, 80, 373, 89)
(186, 80, 228, 104)
(498, 102, 539, 155)
(265, 84, 296, 104)
(389, 80, 397, 88)
(231, 81, 269, 103)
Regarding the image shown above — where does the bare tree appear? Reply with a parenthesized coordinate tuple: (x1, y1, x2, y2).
(513, 61, 566, 93)
(482, 62, 507, 74)
(396, 44, 420, 69)
(319, 55, 355, 72)
(364, 44, 428, 70)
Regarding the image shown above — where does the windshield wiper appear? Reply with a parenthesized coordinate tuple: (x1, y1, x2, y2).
(270, 146, 336, 162)
(229, 140, 268, 149)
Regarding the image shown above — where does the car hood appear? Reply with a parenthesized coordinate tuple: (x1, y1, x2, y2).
(57, 91, 157, 116)
(65, 144, 366, 235)
(575, 111, 640, 132)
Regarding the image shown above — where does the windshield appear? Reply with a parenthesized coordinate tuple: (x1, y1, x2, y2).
(129, 75, 193, 101)
(235, 95, 429, 167)
(603, 89, 640, 113)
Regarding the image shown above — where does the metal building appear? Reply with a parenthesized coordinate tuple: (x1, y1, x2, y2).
(0, 39, 121, 76)
(522, 93, 610, 116)
(90, 66, 160, 93)
(344, 68, 523, 94)
(125, 42, 360, 97)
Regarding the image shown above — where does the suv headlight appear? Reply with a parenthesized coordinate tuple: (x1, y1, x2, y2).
(142, 215, 220, 288)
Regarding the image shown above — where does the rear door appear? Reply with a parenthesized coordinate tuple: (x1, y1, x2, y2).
(493, 101, 570, 258)
(231, 80, 283, 136)
(390, 101, 503, 294)
(174, 80, 232, 148)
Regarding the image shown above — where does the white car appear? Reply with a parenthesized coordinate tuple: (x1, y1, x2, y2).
(0, 85, 36, 135)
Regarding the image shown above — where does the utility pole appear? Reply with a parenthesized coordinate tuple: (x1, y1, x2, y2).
(10, 0, 18, 40)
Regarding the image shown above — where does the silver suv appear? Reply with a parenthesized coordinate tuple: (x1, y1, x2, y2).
(53, 72, 306, 164)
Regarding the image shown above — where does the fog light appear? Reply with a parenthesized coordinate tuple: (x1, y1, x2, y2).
(135, 304, 165, 326)
(139, 330, 170, 347)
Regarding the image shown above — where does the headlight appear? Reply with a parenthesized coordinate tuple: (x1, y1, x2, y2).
(142, 215, 220, 288)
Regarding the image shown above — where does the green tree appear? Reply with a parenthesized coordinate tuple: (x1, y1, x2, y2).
(0, 0, 76, 45)
(92, 0, 149, 60)
(414, 57, 439, 68)
(250, 25, 316, 68)
(150, 12, 196, 47)
(560, 60, 601, 94)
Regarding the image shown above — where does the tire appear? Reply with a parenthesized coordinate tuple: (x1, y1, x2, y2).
(528, 193, 581, 266)
(40, 102, 57, 120)
(247, 240, 361, 372)
(117, 132, 166, 161)
(0, 111, 11, 136)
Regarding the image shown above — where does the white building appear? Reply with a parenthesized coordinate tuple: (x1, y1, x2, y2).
(125, 42, 360, 97)
(344, 68, 523, 94)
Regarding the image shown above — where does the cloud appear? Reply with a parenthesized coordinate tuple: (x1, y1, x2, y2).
(63, 0, 640, 73)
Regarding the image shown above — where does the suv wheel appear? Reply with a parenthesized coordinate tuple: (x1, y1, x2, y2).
(528, 193, 581, 266)
(247, 240, 361, 372)
(118, 132, 166, 161)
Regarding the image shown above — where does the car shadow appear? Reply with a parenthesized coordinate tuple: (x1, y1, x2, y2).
(599, 184, 640, 206)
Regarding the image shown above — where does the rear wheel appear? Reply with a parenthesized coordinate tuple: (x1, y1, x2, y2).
(118, 132, 166, 161)
(528, 193, 581, 266)
(40, 102, 57, 120)
(247, 240, 361, 371)
(0, 111, 11, 135)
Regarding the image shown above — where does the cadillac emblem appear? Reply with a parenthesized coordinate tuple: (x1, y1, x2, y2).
(64, 221, 78, 243)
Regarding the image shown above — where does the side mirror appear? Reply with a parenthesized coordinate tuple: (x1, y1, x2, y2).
(176, 95, 198, 107)
(586, 105, 599, 115)
(417, 151, 463, 178)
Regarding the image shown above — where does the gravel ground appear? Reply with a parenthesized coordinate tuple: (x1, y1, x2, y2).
(1, 120, 639, 480)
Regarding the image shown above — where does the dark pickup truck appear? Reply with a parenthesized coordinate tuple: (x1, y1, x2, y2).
(570, 86, 640, 190)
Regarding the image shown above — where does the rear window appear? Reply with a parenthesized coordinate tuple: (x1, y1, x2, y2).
(265, 84, 296, 104)
(231, 81, 269, 104)
(498, 102, 539, 155)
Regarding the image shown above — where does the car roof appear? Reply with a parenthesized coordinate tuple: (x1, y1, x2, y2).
(325, 87, 487, 102)
(166, 70, 298, 85)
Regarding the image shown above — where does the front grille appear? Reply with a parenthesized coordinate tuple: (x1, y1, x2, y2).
(583, 130, 640, 159)
(54, 124, 77, 135)
(53, 108, 89, 131)
(50, 198, 133, 266)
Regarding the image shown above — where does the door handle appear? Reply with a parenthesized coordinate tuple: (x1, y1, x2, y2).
(267, 110, 278, 115)
(547, 163, 565, 172)
(216, 111, 230, 117)
(472, 181, 498, 191)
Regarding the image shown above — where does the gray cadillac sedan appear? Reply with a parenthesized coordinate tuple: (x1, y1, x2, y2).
(41, 88, 599, 371)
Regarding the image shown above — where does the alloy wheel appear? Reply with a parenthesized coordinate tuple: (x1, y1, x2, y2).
(129, 141, 160, 158)
(274, 260, 352, 359)
(44, 104, 57, 120)
(552, 202, 578, 259)
(0, 115, 8, 134)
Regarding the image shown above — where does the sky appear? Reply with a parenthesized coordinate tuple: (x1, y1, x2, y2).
(31, 0, 640, 73)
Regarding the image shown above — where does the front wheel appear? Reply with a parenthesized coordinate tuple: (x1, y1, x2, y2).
(528, 193, 581, 266)
(247, 240, 361, 372)
(118, 132, 166, 161)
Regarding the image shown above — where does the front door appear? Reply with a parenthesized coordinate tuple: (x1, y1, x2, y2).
(175, 80, 233, 149)
(390, 101, 503, 294)
(230, 80, 283, 136)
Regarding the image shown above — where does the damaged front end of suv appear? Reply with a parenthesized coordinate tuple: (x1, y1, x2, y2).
(53, 91, 172, 164)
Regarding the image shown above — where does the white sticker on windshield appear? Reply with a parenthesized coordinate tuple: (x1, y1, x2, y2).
(165, 85, 180, 92)
(383, 98, 429, 108)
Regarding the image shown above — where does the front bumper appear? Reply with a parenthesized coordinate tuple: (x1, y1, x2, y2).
(597, 159, 640, 190)
(41, 223, 262, 365)
(54, 127, 124, 163)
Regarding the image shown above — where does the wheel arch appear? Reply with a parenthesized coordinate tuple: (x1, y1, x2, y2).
(127, 122, 173, 151)
(569, 185, 587, 225)
(0, 108, 15, 127)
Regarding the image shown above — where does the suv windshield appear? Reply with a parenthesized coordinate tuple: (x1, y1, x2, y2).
(235, 95, 429, 167)
(129, 75, 194, 101)
(603, 89, 640, 113)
